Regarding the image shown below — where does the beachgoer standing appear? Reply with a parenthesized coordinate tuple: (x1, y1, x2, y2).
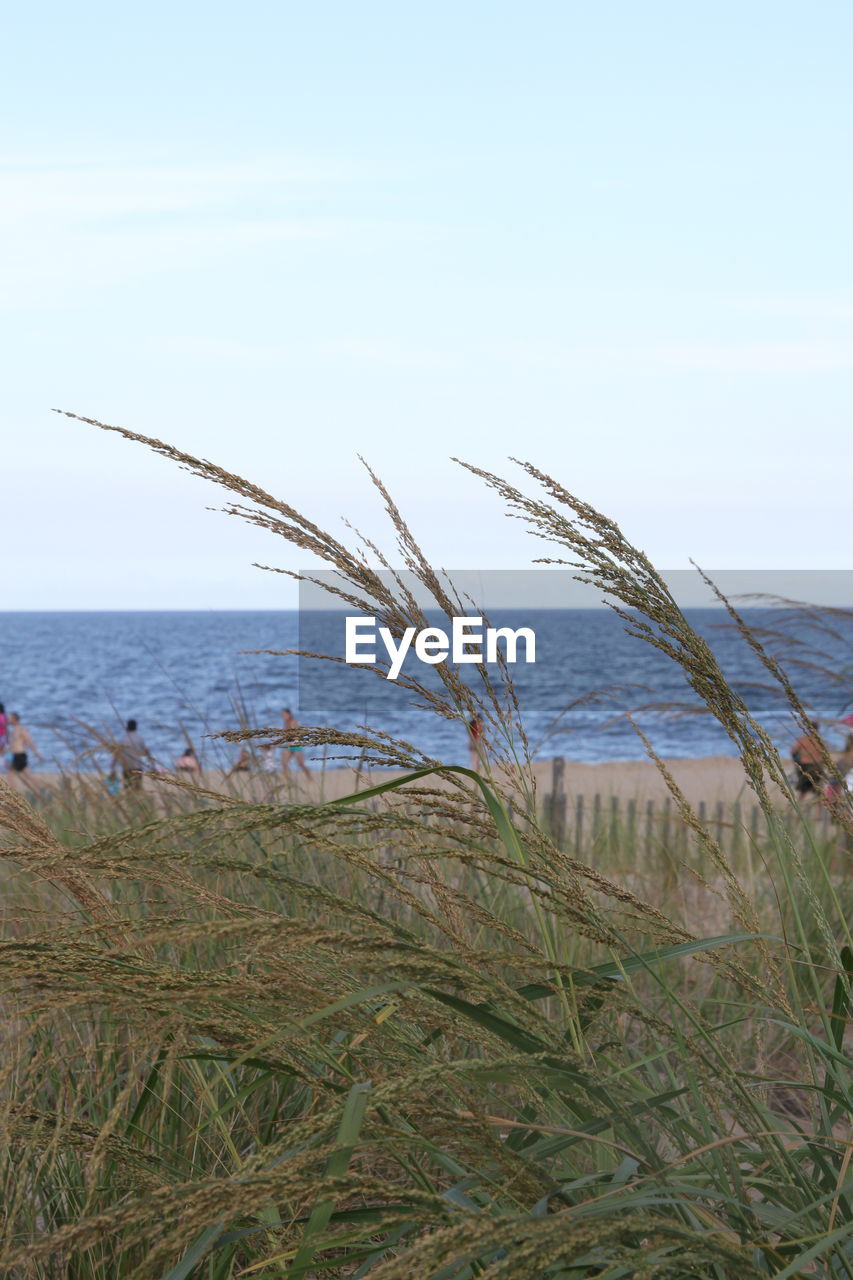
(7, 713, 43, 774)
(112, 719, 153, 791)
(791, 722, 825, 796)
(281, 708, 311, 777)
(0, 704, 7, 752)
(260, 743, 279, 774)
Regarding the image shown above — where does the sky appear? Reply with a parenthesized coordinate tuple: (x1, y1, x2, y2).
(3, 1, 851, 609)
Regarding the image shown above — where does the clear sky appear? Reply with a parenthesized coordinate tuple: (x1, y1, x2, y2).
(3, 2, 851, 608)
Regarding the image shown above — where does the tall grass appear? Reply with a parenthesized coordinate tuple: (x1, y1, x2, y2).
(0, 417, 849, 1279)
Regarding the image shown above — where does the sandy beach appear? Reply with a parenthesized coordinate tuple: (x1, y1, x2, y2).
(16, 754, 790, 809)
(267, 754, 786, 807)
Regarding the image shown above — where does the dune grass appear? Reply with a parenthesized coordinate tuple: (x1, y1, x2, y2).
(0, 420, 850, 1278)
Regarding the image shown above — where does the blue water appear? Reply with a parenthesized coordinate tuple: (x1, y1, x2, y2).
(0, 609, 850, 772)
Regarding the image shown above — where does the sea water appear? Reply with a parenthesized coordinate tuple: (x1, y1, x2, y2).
(0, 609, 850, 771)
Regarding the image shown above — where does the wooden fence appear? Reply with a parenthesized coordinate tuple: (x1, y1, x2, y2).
(541, 756, 835, 854)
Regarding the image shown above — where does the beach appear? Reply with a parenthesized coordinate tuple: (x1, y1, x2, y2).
(16, 753, 791, 809)
(279, 754, 787, 806)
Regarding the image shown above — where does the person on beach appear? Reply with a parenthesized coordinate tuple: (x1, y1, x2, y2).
(226, 746, 252, 776)
(281, 709, 311, 777)
(0, 704, 7, 753)
(825, 734, 853, 802)
(791, 721, 825, 797)
(175, 745, 200, 773)
(468, 714, 484, 770)
(7, 712, 43, 774)
(260, 742, 279, 774)
(112, 719, 153, 791)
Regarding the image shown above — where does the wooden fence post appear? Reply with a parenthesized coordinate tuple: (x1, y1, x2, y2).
(732, 801, 742, 851)
(549, 756, 566, 846)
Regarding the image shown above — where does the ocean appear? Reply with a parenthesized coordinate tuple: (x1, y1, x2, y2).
(0, 609, 850, 772)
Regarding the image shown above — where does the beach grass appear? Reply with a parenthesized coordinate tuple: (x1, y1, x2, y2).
(0, 420, 849, 1279)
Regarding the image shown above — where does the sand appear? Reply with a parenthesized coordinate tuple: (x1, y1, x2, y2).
(15, 754, 788, 809)
(264, 755, 779, 806)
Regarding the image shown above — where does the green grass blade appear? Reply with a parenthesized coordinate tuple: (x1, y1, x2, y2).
(829, 944, 853, 1053)
(158, 1221, 224, 1280)
(288, 1080, 372, 1279)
